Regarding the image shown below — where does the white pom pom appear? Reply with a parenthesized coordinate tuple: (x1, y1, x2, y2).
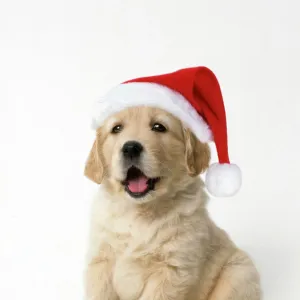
(205, 163, 242, 197)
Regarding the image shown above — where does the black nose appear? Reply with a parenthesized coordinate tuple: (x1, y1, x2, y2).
(122, 141, 143, 159)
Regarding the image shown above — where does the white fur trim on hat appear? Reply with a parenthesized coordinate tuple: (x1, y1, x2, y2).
(205, 163, 242, 197)
(92, 82, 213, 142)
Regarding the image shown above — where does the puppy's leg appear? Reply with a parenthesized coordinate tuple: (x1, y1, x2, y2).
(85, 244, 118, 300)
(208, 250, 261, 300)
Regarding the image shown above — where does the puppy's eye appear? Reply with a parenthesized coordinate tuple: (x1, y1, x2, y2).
(111, 124, 123, 134)
(152, 123, 167, 133)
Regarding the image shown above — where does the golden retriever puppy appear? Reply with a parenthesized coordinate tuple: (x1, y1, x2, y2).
(84, 106, 261, 300)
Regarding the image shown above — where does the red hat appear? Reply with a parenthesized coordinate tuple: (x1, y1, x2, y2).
(92, 66, 242, 197)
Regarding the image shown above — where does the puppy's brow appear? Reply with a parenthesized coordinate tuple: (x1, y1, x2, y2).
(152, 114, 172, 128)
(106, 117, 120, 129)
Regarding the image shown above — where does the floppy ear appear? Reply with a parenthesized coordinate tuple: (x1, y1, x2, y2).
(84, 137, 104, 184)
(184, 128, 211, 176)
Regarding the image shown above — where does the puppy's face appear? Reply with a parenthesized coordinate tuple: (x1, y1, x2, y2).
(85, 107, 210, 203)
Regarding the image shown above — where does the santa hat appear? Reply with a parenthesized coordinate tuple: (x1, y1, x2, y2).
(92, 66, 242, 197)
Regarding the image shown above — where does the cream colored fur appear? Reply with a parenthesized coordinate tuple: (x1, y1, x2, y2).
(84, 107, 261, 300)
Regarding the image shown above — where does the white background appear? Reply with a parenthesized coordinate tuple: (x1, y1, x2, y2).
(1, 0, 299, 299)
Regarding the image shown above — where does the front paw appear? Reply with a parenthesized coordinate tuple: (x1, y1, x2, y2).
(85, 263, 118, 300)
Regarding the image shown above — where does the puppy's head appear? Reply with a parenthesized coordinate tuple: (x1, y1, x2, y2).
(85, 107, 210, 203)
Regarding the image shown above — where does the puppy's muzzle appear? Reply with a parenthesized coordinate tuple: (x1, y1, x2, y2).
(122, 141, 143, 160)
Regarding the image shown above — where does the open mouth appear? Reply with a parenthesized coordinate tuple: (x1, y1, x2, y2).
(122, 166, 160, 198)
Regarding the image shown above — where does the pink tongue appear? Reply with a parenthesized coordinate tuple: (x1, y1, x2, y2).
(127, 176, 148, 193)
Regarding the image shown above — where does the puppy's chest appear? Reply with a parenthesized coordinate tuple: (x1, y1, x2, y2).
(101, 210, 158, 257)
